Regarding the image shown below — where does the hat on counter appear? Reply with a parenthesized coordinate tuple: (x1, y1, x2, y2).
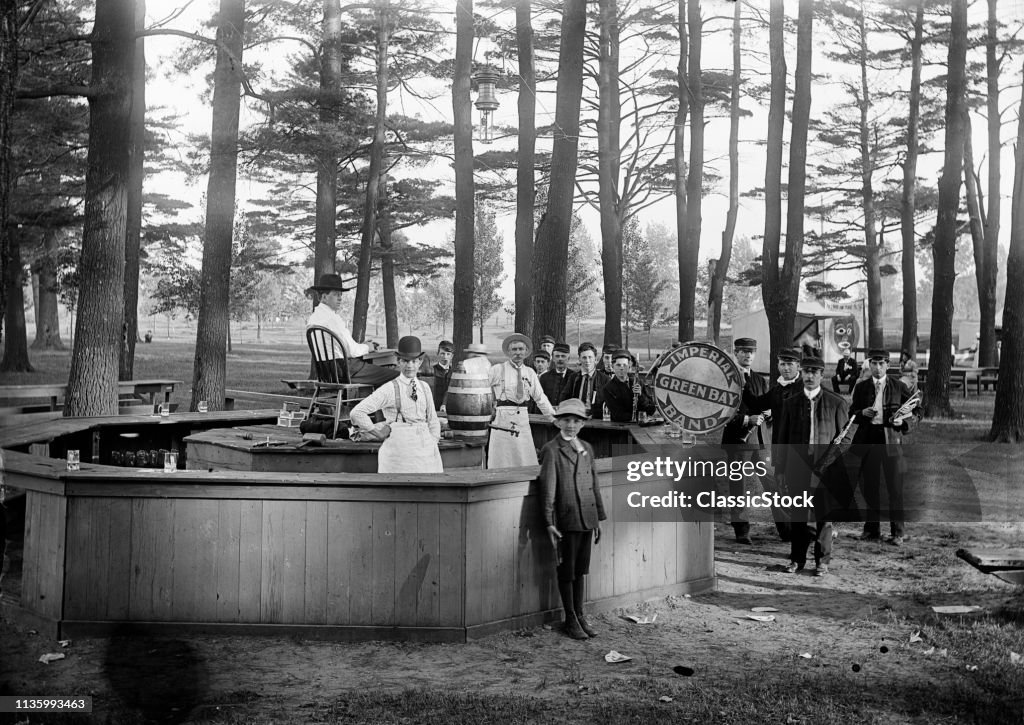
(553, 398, 589, 420)
(502, 333, 533, 357)
(464, 343, 489, 355)
(553, 342, 571, 354)
(800, 355, 825, 371)
(867, 348, 891, 362)
(734, 337, 757, 351)
(396, 336, 425, 361)
(777, 348, 801, 362)
(305, 272, 354, 295)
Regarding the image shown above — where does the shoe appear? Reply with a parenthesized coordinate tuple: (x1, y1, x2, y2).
(815, 564, 829, 577)
(860, 531, 881, 541)
(576, 614, 597, 638)
(887, 536, 904, 547)
(736, 536, 753, 545)
(784, 562, 804, 574)
(564, 617, 589, 640)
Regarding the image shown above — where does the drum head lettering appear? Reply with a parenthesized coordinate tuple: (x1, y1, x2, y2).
(652, 341, 743, 435)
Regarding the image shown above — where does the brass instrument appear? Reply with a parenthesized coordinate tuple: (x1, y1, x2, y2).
(890, 389, 923, 423)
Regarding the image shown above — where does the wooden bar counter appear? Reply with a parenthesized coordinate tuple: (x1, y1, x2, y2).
(2, 411, 714, 642)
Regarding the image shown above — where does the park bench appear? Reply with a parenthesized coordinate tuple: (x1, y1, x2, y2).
(0, 379, 183, 415)
(979, 366, 999, 393)
(956, 548, 1024, 586)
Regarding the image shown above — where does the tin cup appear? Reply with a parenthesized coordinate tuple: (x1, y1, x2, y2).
(66, 450, 80, 471)
(164, 450, 178, 472)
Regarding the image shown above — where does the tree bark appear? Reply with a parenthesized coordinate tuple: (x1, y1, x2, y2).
(531, 0, 586, 343)
(680, 0, 703, 342)
(1, 234, 31, 371)
(989, 54, 1024, 441)
(978, 0, 1000, 367)
(352, 3, 389, 343)
(674, 0, 689, 343)
(924, 0, 967, 418)
(597, 0, 623, 347)
(65, 0, 135, 415)
(452, 0, 474, 359)
(856, 1, 881, 349)
(0, 0, 15, 354)
(514, 0, 535, 339)
(190, 0, 244, 412)
(708, 0, 740, 345)
(379, 167, 398, 347)
(761, 0, 786, 368)
(120, 0, 145, 380)
(32, 231, 64, 349)
(900, 0, 923, 359)
(314, 0, 341, 283)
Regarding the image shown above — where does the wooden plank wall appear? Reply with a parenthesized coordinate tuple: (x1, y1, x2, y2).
(60, 496, 466, 629)
(20, 491, 67, 621)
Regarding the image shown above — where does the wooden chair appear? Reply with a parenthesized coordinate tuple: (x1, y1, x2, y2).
(305, 326, 374, 437)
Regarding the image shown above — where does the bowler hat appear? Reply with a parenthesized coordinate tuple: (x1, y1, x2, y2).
(800, 355, 825, 371)
(734, 337, 757, 351)
(305, 273, 353, 295)
(502, 333, 533, 357)
(553, 342, 571, 354)
(867, 348, 890, 362)
(464, 343, 489, 355)
(554, 398, 589, 420)
(396, 336, 425, 360)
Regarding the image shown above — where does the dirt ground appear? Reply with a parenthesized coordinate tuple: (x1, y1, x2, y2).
(3, 514, 1024, 724)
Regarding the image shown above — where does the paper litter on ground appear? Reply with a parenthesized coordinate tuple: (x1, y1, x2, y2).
(622, 613, 658, 624)
(604, 650, 632, 664)
(931, 605, 982, 614)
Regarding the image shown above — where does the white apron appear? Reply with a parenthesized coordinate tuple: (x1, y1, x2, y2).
(487, 406, 537, 468)
(377, 380, 444, 474)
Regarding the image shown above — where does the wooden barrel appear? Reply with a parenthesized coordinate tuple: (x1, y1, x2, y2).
(445, 371, 494, 437)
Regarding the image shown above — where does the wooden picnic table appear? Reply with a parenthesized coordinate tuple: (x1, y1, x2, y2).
(0, 379, 183, 411)
(915, 367, 998, 398)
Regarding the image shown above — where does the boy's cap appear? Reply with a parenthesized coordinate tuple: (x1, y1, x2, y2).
(612, 349, 633, 362)
(554, 398, 589, 420)
(533, 350, 551, 361)
(553, 342, 571, 353)
(539, 335, 556, 344)
(777, 349, 801, 362)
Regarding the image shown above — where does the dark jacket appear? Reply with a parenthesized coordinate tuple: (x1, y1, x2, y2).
(833, 356, 858, 382)
(540, 368, 575, 407)
(565, 369, 609, 415)
(539, 435, 606, 531)
(722, 370, 770, 447)
(774, 388, 851, 476)
(746, 377, 802, 445)
(850, 376, 915, 449)
(431, 362, 453, 411)
(601, 375, 656, 423)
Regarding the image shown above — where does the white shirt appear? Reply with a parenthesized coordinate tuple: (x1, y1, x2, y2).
(804, 387, 820, 444)
(489, 361, 556, 417)
(350, 377, 440, 440)
(307, 303, 369, 359)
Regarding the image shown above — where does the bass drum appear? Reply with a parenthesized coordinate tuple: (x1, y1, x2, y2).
(445, 370, 494, 438)
(651, 341, 743, 435)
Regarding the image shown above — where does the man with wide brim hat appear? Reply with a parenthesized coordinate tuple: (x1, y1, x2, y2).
(850, 347, 916, 546)
(306, 273, 399, 388)
(351, 335, 442, 473)
(460, 343, 491, 376)
(487, 332, 556, 469)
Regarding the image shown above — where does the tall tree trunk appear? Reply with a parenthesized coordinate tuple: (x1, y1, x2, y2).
(65, 0, 135, 414)
(680, 0, 703, 342)
(978, 0, 1000, 367)
(32, 231, 64, 349)
(190, 0, 244, 412)
(352, 4, 389, 342)
(708, 0, 740, 345)
(379, 166, 398, 347)
(989, 55, 1024, 441)
(0, 0, 15, 356)
(778, 0, 814, 362)
(900, 0, 923, 359)
(597, 0, 623, 346)
(120, 0, 145, 380)
(1, 235, 30, 371)
(924, 0, 967, 418)
(514, 0, 535, 339)
(965, 113, 987, 326)
(761, 0, 786, 368)
(674, 0, 689, 342)
(452, 0, 474, 359)
(531, 0, 586, 342)
(314, 0, 341, 283)
(857, 2, 882, 349)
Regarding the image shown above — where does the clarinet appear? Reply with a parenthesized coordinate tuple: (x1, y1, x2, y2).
(630, 373, 639, 423)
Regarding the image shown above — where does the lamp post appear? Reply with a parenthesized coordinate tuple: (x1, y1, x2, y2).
(472, 66, 500, 144)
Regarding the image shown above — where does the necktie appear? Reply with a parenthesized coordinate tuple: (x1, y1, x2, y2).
(410, 380, 418, 402)
(744, 371, 751, 386)
(808, 395, 817, 447)
(515, 365, 524, 400)
(872, 379, 884, 425)
(581, 374, 590, 406)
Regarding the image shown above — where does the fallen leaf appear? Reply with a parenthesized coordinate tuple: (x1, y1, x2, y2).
(659, 695, 674, 702)
(741, 614, 776, 622)
(799, 652, 813, 659)
(58, 640, 71, 648)
(1011, 651, 1023, 666)
(622, 613, 658, 625)
(38, 653, 65, 664)
(966, 665, 978, 672)
(604, 650, 632, 664)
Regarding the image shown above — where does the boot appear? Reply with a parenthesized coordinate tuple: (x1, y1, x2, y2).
(563, 612, 589, 640)
(572, 576, 595, 636)
(559, 580, 588, 640)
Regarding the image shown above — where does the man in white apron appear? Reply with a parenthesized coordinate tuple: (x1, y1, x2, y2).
(350, 336, 443, 473)
(487, 333, 556, 468)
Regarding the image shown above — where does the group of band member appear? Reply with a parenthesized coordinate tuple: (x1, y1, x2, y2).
(725, 337, 919, 578)
(306, 274, 917, 578)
